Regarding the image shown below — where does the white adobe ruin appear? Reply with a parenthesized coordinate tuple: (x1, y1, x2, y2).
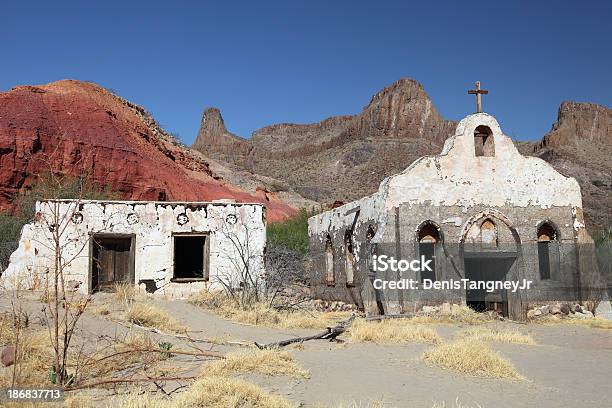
(2, 200, 266, 297)
(308, 112, 602, 320)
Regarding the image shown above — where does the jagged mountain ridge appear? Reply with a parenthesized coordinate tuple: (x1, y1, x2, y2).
(527, 101, 612, 232)
(194, 79, 611, 233)
(193, 78, 456, 202)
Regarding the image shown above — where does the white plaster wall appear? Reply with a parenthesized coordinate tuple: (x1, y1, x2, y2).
(309, 113, 586, 240)
(385, 113, 583, 210)
(1, 200, 266, 297)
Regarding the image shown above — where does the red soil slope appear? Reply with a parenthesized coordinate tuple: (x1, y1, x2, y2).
(0, 80, 296, 221)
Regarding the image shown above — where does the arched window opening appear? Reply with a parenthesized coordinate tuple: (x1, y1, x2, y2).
(325, 234, 335, 286)
(480, 219, 498, 247)
(344, 230, 355, 286)
(537, 222, 559, 280)
(366, 225, 376, 279)
(474, 125, 495, 157)
(418, 222, 440, 282)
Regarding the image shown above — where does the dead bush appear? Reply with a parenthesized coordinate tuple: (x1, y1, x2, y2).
(456, 327, 535, 345)
(203, 348, 309, 378)
(422, 339, 522, 379)
(190, 290, 350, 329)
(125, 303, 186, 333)
(345, 319, 441, 344)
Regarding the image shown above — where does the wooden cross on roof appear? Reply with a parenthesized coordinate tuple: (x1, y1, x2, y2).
(467, 81, 489, 113)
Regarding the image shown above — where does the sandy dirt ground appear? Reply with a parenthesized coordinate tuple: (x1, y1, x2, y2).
(1, 295, 611, 408)
(157, 299, 612, 408)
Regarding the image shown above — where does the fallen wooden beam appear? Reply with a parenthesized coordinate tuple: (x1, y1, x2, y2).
(255, 314, 356, 349)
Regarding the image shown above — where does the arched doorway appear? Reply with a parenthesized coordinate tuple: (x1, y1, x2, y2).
(461, 213, 521, 317)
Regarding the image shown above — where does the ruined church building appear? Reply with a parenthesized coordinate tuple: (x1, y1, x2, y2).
(308, 110, 596, 321)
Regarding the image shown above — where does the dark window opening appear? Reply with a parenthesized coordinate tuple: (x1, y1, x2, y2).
(537, 223, 558, 281)
(173, 235, 209, 281)
(418, 222, 440, 282)
(538, 242, 551, 280)
(474, 125, 495, 157)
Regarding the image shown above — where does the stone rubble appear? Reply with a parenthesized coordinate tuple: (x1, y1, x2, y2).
(527, 303, 600, 320)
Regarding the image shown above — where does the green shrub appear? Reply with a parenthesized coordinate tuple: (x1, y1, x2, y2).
(267, 209, 312, 255)
(0, 213, 26, 243)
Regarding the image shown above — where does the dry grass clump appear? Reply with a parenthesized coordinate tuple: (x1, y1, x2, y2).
(114, 283, 139, 304)
(90, 284, 147, 317)
(190, 290, 350, 329)
(568, 317, 612, 329)
(117, 376, 293, 408)
(125, 302, 186, 333)
(0, 329, 54, 387)
(456, 327, 536, 345)
(533, 314, 612, 330)
(410, 305, 493, 325)
(0, 312, 54, 387)
(422, 339, 522, 379)
(204, 348, 309, 378)
(345, 319, 441, 344)
(1, 394, 95, 408)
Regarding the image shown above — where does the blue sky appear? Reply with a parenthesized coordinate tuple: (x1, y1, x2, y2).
(2, 1, 611, 143)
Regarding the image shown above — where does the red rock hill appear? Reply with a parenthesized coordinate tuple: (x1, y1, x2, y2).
(0, 80, 297, 221)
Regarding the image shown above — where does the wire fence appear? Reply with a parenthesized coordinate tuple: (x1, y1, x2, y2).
(0, 241, 18, 272)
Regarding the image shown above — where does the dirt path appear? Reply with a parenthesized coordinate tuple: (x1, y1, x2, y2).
(2, 295, 611, 407)
(160, 300, 612, 407)
(156, 298, 317, 345)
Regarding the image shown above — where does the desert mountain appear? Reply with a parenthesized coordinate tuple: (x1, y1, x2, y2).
(193, 78, 456, 203)
(0, 80, 298, 221)
(194, 79, 611, 233)
(525, 101, 612, 232)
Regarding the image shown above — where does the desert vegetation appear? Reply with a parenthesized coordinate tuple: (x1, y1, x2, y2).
(531, 314, 612, 329)
(409, 305, 495, 325)
(345, 319, 441, 344)
(267, 208, 311, 255)
(190, 289, 350, 330)
(203, 348, 309, 378)
(422, 339, 523, 380)
(115, 376, 294, 408)
(455, 327, 536, 345)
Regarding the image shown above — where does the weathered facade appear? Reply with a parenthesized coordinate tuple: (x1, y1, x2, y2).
(2, 200, 266, 297)
(308, 113, 600, 320)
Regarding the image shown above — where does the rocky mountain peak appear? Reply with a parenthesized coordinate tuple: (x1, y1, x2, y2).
(192, 77, 457, 203)
(541, 101, 612, 149)
(367, 77, 426, 105)
(200, 107, 229, 136)
(192, 107, 250, 156)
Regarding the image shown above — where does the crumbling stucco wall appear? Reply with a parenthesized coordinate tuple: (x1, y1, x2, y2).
(1, 200, 266, 297)
(308, 113, 593, 314)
